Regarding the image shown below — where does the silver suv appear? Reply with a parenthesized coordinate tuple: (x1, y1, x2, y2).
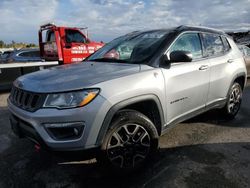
(8, 26, 247, 170)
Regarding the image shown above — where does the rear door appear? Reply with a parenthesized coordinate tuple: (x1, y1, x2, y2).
(162, 32, 210, 124)
(201, 33, 232, 105)
(63, 29, 88, 64)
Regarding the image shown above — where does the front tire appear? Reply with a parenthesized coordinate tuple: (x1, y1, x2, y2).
(99, 110, 159, 171)
(222, 82, 243, 119)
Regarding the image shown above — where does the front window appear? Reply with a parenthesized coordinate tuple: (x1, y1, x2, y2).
(47, 31, 55, 42)
(87, 31, 169, 64)
(65, 29, 86, 43)
(170, 33, 202, 60)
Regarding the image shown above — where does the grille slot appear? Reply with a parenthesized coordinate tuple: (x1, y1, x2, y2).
(10, 86, 46, 112)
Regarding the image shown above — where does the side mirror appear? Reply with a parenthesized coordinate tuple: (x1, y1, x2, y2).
(160, 53, 170, 66)
(170, 50, 192, 62)
(86, 39, 91, 43)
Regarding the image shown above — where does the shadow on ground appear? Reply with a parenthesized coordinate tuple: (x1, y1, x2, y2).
(1, 138, 250, 188)
(1, 103, 250, 188)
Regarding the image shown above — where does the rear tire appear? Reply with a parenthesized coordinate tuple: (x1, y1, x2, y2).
(99, 110, 159, 172)
(222, 82, 242, 119)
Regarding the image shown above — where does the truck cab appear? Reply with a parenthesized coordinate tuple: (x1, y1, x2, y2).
(39, 23, 104, 64)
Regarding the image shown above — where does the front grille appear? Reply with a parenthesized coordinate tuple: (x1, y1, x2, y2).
(10, 86, 46, 112)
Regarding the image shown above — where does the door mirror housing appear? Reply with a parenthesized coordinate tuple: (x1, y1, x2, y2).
(170, 50, 192, 63)
(86, 39, 91, 43)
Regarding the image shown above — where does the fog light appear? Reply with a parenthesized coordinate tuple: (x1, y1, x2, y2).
(74, 128, 79, 135)
(44, 122, 85, 140)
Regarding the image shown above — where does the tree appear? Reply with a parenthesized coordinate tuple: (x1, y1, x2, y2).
(11, 40, 16, 49)
(0, 40, 4, 48)
(26, 43, 37, 48)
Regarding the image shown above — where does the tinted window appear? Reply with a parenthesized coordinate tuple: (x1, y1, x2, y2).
(30, 51, 40, 57)
(221, 36, 231, 52)
(244, 46, 250, 56)
(202, 34, 224, 57)
(19, 51, 32, 57)
(18, 51, 40, 57)
(238, 46, 245, 55)
(65, 30, 86, 43)
(1, 51, 12, 58)
(170, 33, 202, 60)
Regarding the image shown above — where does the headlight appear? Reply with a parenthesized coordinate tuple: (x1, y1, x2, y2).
(43, 89, 100, 109)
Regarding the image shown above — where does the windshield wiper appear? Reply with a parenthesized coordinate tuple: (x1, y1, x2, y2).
(88, 58, 128, 63)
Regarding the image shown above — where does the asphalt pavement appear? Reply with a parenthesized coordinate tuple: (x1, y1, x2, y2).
(0, 80, 250, 188)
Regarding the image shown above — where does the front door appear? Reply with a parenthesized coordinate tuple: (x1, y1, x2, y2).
(161, 32, 210, 124)
(201, 33, 232, 105)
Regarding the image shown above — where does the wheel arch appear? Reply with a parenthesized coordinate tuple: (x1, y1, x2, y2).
(234, 74, 246, 90)
(96, 95, 165, 146)
(228, 72, 247, 94)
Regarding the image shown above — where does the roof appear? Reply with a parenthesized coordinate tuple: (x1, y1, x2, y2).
(129, 25, 226, 36)
(174, 25, 226, 35)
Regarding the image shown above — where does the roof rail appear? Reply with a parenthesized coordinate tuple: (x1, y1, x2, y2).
(174, 25, 187, 31)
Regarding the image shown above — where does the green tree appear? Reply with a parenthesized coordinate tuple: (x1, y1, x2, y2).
(0, 40, 4, 48)
(11, 40, 16, 49)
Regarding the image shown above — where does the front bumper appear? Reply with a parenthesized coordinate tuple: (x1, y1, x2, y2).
(8, 95, 112, 151)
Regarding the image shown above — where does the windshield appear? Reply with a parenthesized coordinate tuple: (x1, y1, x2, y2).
(87, 31, 169, 64)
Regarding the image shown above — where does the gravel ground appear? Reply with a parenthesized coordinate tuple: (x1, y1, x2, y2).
(0, 80, 250, 188)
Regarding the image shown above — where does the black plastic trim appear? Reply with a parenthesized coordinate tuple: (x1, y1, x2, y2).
(95, 94, 165, 146)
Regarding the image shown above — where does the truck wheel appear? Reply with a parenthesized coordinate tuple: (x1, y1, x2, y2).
(99, 110, 159, 172)
(222, 82, 242, 119)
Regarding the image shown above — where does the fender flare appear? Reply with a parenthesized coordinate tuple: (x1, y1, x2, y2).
(228, 72, 247, 93)
(95, 94, 165, 146)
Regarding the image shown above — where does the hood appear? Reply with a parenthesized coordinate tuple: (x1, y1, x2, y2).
(14, 61, 140, 93)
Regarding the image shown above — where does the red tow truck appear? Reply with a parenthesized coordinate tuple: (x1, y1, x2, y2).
(0, 24, 105, 90)
(39, 23, 104, 64)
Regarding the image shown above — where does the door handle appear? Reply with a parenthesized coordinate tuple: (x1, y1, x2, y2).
(227, 59, 234, 63)
(199, 65, 209, 71)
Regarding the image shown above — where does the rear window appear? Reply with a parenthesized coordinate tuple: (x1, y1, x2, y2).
(221, 36, 231, 52)
(202, 33, 224, 57)
(244, 46, 250, 56)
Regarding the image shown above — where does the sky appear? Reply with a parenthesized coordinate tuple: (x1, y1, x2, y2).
(0, 0, 250, 44)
